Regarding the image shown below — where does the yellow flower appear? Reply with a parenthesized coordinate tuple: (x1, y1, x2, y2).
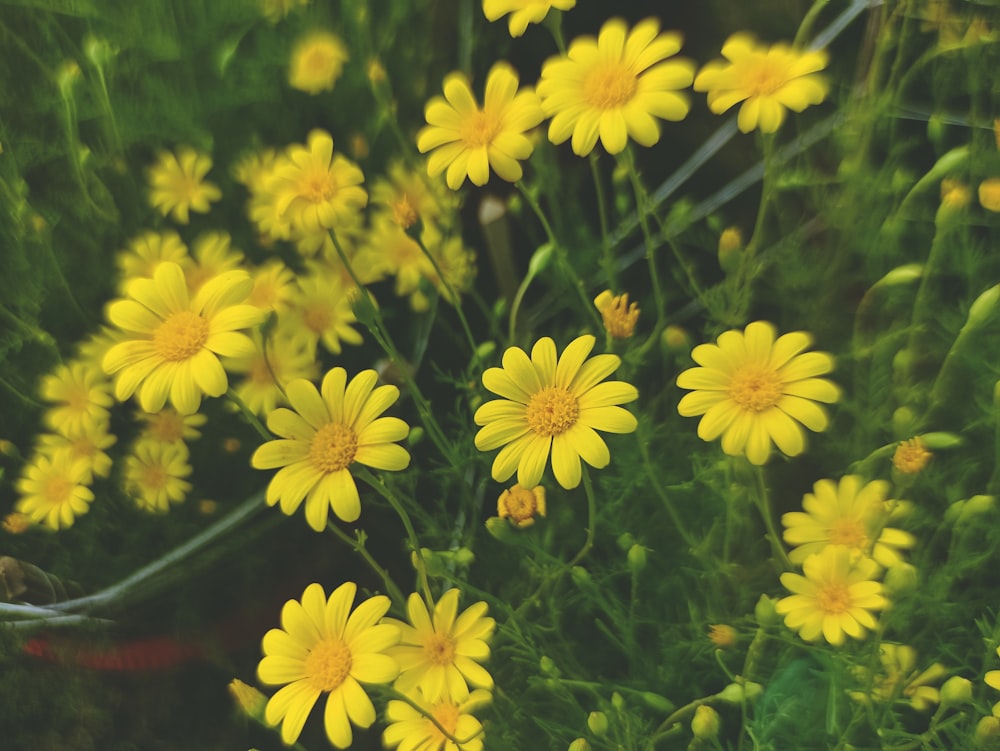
(136, 407, 207, 444)
(247, 260, 297, 313)
(475, 335, 638, 489)
(15, 450, 94, 530)
(37, 421, 117, 482)
(123, 439, 192, 512)
(979, 178, 1000, 212)
(102, 262, 263, 415)
(370, 160, 457, 230)
(226, 330, 319, 417)
(417, 62, 545, 190)
(482, 0, 576, 37)
(782, 476, 916, 568)
(676, 321, 840, 465)
(693, 33, 828, 133)
(2, 512, 32, 534)
(279, 267, 364, 356)
(893, 436, 932, 474)
(186, 231, 245, 293)
(384, 589, 495, 702)
(986, 647, 1000, 715)
(257, 582, 400, 748)
(776, 545, 886, 646)
(537, 17, 695, 156)
(594, 290, 640, 339)
(116, 230, 191, 289)
(251, 368, 411, 531)
(849, 643, 946, 712)
(147, 146, 222, 224)
(40, 361, 113, 436)
(289, 30, 348, 95)
(497, 483, 546, 527)
(383, 686, 490, 751)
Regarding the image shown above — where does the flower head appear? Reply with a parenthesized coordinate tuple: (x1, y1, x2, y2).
(258, 582, 400, 748)
(384, 686, 490, 751)
(676, 321, 840, 465)
(40, 361, 113, 436)
(693, 34, 828, 133)
(137, 407, 206, 444)
(116, 230, 191, 288)
(776, 545, 887, 646)
(893, 437, 932, 474)
(475, 335, 638, 489)
(147, 146, 222, 224)
(123, 439, 192, 512)
(594, 290, 640, 339)
(289, 30, 348, 94)
(482, 0, 576, 38)
(37, 421, 116, 482)
(537, 17, 695, 156)
(102, 262, 263, 414)
(417, 62, 544, 190)
(279, 267, 364, 357)
(497, 483, 546, 527)
(370, 160, 457, 230)
(15, 450, 94, 530)
(226, 330, 318, 417)
(849, 643, 946, 711)
(251, 367, 410, 531)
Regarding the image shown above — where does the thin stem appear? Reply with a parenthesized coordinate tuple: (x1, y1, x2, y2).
(588, 153, 615, 289)
(226, 388, 271, 442)
(621, 147, 665, 335)
(567, 466, 597, 568)
(325, 521, 406, 607)
(636, 427, 700, 553)
(410, 227, 479, 358)
(752, 466, 792, 570)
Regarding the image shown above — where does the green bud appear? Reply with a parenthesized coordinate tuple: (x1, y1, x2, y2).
(568, 739, 591, 751)
(587, 711, 609, 737)
(717, 227, 743, 275)
(754, 594, 781, 628)
(407, 426, 424, 446)
(893, 348, 915, 380)
(892, 407, 919, 437)
(920, 432, 963, 450)
(975, 716, 1000, 749)
(639, 692, 675, 713)
(485, 516, 518, 543)
(883, 562, 919, 596)
(940, 676, 973, 707)
(717, 679, 763, 705)
(691, 705, 720, 740)
(927, 113, 947, 146)
(474, 341, 496, 363)
(528, 243, 554, 276)
(351, 291, 379, 328)
(967, 284, 1000, 328)
(627, 544, 648, 574)
(570, 566, 593, 589)
(611, 691, 625, 711)
(878, 264, 923, 287)
(661, 325, 691, 353)
(616, 532, 635, 551)
(452, 547, 475, 566)
(539, 656, 559, 677)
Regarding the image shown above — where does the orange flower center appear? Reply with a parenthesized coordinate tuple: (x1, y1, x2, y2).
(429, 701, 461, 740)
(584, 63, 638, 110)
(500, 485, 538, 522)
(44, 476, 73, 505)
(828, 518, 868, 549)
(309, 422, 358, 473)
(304, 637, 352, 692)
(154, 310, 209, 362)
(460, 111, 501, 148)
(302, 302, 332, 334)
(423, 633, 456, 666)
(740, 57, 787, 96)
(526, 386, 579, 437)
(391, 195, 419, 229)
(728, 365, 782, 412)
(300, 168, 338, 204)
(816, 583, 852, 614)
(140, 463, 169, 491)
(144, 411, 185, 443)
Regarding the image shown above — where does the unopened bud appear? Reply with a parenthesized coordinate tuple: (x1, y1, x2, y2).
(662, 325, 691, 353)
(228, 679, 267, 721)
(718, 227, 743, 275)
(587, 711, 608, 737)
(717, 679, 763, 705)
(883, 562, 919, 596)
(968, 285, 1000, 327)
(567, 739, 591, 751)
(754, 595, 781, 628)
(528, 243, 554, 276)
(627, 543, 648, 574)
(892, 406, 919, 437)
(691, 705, 720, 740)
(708, 624, 737, 648)
(940, 676, 973, 707)
(975, 715, 1000, 748)
(639, 692, 675, 713)
(539, 655, 560, 677)
(611, 691, 625, 712)
(617, 532, 636, 551)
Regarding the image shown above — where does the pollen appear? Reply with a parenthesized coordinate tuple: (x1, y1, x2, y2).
(893, 437, 932, 475)
(304, 637, 352, 692)
(498, 484, 545, 527)
(816, 583, 852, 615)
(309, 422, 358, 473)
(153, 310, 209, 362)
(828, 518, 868, 549)
(584, 63, 638, 110)
(43, 476, 73, 505)
(460, 111, 502, 148)
(429, 701, 461, 740)
(728, 365, 782, 412)
(526, 386, 580, 437)
(423, 633, 457, 666)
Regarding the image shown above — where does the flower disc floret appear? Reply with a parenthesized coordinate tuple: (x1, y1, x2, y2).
(147, 146, 222, 224)
(15, 450, 94, 530)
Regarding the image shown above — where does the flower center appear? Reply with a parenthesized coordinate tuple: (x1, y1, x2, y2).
(141, 463, 169, 491)
(391, 195, 419, 229)
(423, 633, 456, 666)
(501, 486, 537, 522)
(304, 638, 352, 693)
(829, 518, 868, 549)
(460, 111, 501, 148)
(526, 387, 579, 437)
(302, 302, 332, 334)
(153, 311, 210, 362)
(816, 583, 852, 615)
(309, 422, 358, 473)
(429, 701, 461, 740)
(66, 383, 92, 411)
(44, 476, 73, 505)
(741, 58, 787, 96)
(301, 168, 338, 204)
(728, 365, 782, 412)
(146, 412, 185, 443)
(584, 63, 638, 110)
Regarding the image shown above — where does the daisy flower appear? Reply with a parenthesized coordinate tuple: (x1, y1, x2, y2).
(37, 421, 117, 481)
(279, 268, 364, 357)
(186, 231, 245, 293)
(497, 483, 546, 528)
(536, 17, 695, 156)
(417, 62, 545, 190)
(257, 582, 400, 748)
(474, 334, 638, 490)
(147, 146, 222, 224)
(693, 33, 828, 134)
(782, 476, 916, 568)
(123, 439, 192, 512)
(247, 260, 297, 314)
(675, 321, 840, 465)
(102, 262, 263, 415)
(225, 330, 319, 417)
(15, 449, 94, 530)
(370, 160, 457, 230)
(384, 589, 495, 702)
(250, 367, 411, 531)
(776, 545, 886, 646)
(40, 360, 113, 436)
(482, 0, 576, 38)
(384, 686, 491, 751)
(289, 30, 348, 95)
(116, 230, 191, 288)
(137, 407, 207, 444)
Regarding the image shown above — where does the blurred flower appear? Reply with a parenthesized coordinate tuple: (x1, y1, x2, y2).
(417, 62, 544, 189)
(246, 260, 297, 313)
(708, 623, 737, 649)
(2, 512, 32, 534)
(40, 361, 113, 436)
(116, 230, 191, 289)
(383, 686, 490, 751)
(474, 335, 638, 489)
(848, 643, 946, 711)
(260, 0, 309, 24)
(225, 330, 318, 417)
(15, 450, 94, 530)
(278, 267, 364, 357)
(288, 30, 348, 95)
(676, 321, 840, 465)
(940, 178, 971, 210)
(594, 290, 640, 339)
(497, 483, 546, 527)
(137, 407, 206, 444)
(694, 34, 828, 133)
(186, 231, 245, 293)
(147, 146, 221, 224)
(251, 368, 410, 531)
(482, 0, 575, 37)
(123, 439, 192, 512)
(537, 17, 695, 155)
(37, 420, 116, 481)
(893, 436, 932, 474)
(257, 582, 400, 748)
(979, 178, 1000, 212)
(370, 160, 457, 230)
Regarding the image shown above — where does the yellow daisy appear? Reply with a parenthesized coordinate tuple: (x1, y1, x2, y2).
(776, 545, 886, 646)
(250, 367, 411, 531)
(675, 321, 840, 465)
(384, 589, 495, 702)
(693, 33, 829, 134)
(482, 0, 575, 38)
(849, 643, 946, 712)
(782, 476, 916, 568)
(417, 61, 545, 190)
(102, 261, 263, 415)
(116, 230, 191, 289)
(247, 260, 297, 314)
(15, 449, 95, 530)
(257, 582, 400, 748)
(370, 160, 457, 230)
(278, 267, 364, 356)
(474, 334, 638, 490)
(136, 407, 207, 444)
(497, 483, 546, 528)
(289, 30, 348, 95)
(40, 360, 113, 436)
(37, 421, 117, 481)
(147, 146, 222, 224)
(536, 17, 695, 156)
(594, 290, 640, 339)
(123, 439, 192, 512)
(383, 686, 490, 751)
(186, 231, 245, 293)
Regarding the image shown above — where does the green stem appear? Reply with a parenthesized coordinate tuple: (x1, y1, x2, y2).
(567, 466, 597, 568)
(588, 153, 615, 289)
(410, 227, 479, 358)
(226, 388, 271, 442)
(793, 0, 832, 47)
(325, 521, 406, 607)
(637, 426, 700, 553)
(751, 465, 792, 570)
(621, 147, 665, 335)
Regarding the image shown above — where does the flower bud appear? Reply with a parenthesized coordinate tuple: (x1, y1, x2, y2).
(940, 676, 973, 707)
(528, 242, 554, 276)
(892, 406, 919, 437)
(627, 543, 648, 574)
(718, 227, 743, 275)
(567, 739, 591, 751)
(639, 692, 675, 713)
(539, 655, 560, 677)
(717, 679, 763, 705)
(611, 691, 625, 711)
(228, 679, 267, 721)
(708, 624, 737, 648)
(980, 179, 1000, 213)
(975, 716, 1000, 749)
(691, 705, 720, 740)
(754, 595, 781, 628)
(587, 711, 609, 737)
(662, 325, 691, 354)
(617, 532, 636, 551)
(967, 284, 1000, 327)
(571, 566, 593, 589)
(883, 562, 919, 596)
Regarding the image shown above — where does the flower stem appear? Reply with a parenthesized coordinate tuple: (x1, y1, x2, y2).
(621, 147, 665, 336)
(225, 388, 271, 441)
(751, 465, 792, 570)
(588, 152, 616, 289)
(324, 521, 406, 607)
(636, 425, 700, 553)
(568, 466, 597, 568)
(410, 227, 479, 358)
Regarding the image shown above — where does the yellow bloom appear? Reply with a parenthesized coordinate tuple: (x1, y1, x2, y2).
(2, 512, 32, 534)
(417, 62, 544, 190)
(694, 34, 828, 133)
(383, 687, 490, 751)
(893, 436, 932, 474)
(247, 260, 297, 313)
(289, 30, 348, 94)
(15, 450, 94, 530)
(226, 330, 319, 417)
(251, 368, 411, 531)
(776, 545, 886, 646)
(123, 439, 192, 512)
(116, 230, 191, 288)
(497, 483, 546, 527)
(136, 407, 207, 444)
(537, 17, 695, 156)
(594, 290, 640, 339)
(257, 582, 400, 748)
(849, 643, 946, 711)
(279, 267, 364, 356)
(186, 231, 245, 293)
(384, 589, 495, 702)
(782, 476, 916, 568)
(482, 0, 575, 37)
(676, 321, 840, 465)
(103, 262, 263, 415)
(370, 160, 457, 230)
(37, 421, 117, 482)
(979, 178, 1000, 212)
(475, 335, 638, 489)
(147, 146, 222, 224)
(40, 361, 113, 436)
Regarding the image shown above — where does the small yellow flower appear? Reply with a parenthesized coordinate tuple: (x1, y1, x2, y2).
(37, 421, 117, 482)
(979, 178, 1000, 212)
(594, 290, 640, 339)
(2, 512, 32, 534)
(246, 260, 296, 313)
(15, 450, 95, 530)
(40, 361, 113, 436)
(694, 34, 828, 133)
(116, 230, 191, 288)
(147, 146, 222, 224)
(370, 160, 457, 230)
(417, 62, 544, 190)
(708, 624, 737, 649)
(289, 30, 348, 95)
(482, 0, 576, 38)
(279, 267, 364, 357)
(137, 407, 207, 444)
(383, 686, 490, 751)
(940, 178, 971, 210)
(497, 483, 546, 527)
(893, 437, 932, 474)
(225, 330, 319, 417)
(123, 439, 192, 512)
(186, 231, 245, 293)
(537, 17, 695, 156)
